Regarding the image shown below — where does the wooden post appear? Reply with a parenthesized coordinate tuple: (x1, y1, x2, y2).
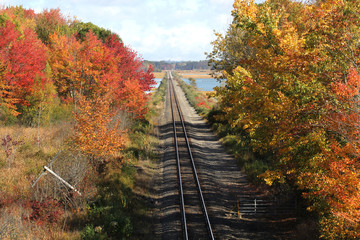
(44, 166, 82, 196)
(32, 151, 62, 188)
(237, 198, 241, 219)
(31, 170, 47, 188)
(254, 199, 257, 214)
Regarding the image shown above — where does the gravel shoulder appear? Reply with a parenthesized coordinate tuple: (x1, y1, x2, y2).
(156, 79, 296, 239)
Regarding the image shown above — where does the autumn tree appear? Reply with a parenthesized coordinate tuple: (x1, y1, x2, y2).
(300, 67, 360, 239)
(116, 78, 149, 118)
(49, 28, 152, 160)
(48, 33, 81, 103)
(0, 6, 36, 32)
(0, 5, 155, 238)
(209, 0, 360, 238)
(105, 34, 155, 92)
(0, 4, 154, 153)
(73, 94, 127, 164)
(49, 30, 118, 105)
(0, 58, 19, 118)
(0, 19, 48, 116)
(35, 8, 70, 44)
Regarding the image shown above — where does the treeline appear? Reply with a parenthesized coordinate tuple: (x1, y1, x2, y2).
(146, 60, 210, 71)
(208, 0, 360, 239)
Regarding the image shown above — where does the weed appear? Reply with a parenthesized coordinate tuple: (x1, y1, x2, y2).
(151, 76, 167, 108)
(1, 134, 23, 167)
(26, 198, 64, 226)
(81, 225, 107, 240)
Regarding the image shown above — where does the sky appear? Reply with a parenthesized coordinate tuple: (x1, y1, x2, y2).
(1, 0, 237, 61)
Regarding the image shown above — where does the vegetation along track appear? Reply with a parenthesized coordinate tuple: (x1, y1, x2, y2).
(168, 71, 215, 240)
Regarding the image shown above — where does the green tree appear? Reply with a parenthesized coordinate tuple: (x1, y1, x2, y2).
(71, 21, 120, 43)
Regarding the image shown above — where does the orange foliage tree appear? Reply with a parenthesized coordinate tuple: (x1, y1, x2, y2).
(73, 94, 127, 163)
(209, 0, 360, 238)
(301, 67, 360, 239)
(0, 58, 19, 117)
(0, 19, 47, 116)
(116, 78, 149, 118)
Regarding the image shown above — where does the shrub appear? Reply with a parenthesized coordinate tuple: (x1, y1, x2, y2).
(81, 225, 107, 240)
(26, 198, 64, 226)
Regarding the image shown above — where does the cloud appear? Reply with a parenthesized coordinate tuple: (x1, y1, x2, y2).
(209, 0, 233, 4)
(2, 0, 235, 60)
(118, 0, 234, 60)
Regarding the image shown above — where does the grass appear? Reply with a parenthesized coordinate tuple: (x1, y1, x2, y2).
(154, 70, 213, 79)
(84, 76, 167, 239)
(153, 72, 165, 79)
(0, 112, 161, 239)
(123, 77, 167, 239)
(174, 74, 217, 117)
(0, 124, 72, 192)
(173, 72, 216, 116)
(208, 111, 279, 184)
(177, 70, 212, 78)
(0, 123, 79, 239)
(77, 111, 161, 239)
(149, 76, 167, 112)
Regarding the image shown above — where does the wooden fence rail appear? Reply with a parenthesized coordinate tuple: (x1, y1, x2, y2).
(231, 195, 298, 218)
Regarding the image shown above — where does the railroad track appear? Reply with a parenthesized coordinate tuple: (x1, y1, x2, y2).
(167, 71, 215, 240)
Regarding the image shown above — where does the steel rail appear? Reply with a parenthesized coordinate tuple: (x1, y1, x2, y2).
(168, 71, 215, 240)
(169, 71, 189, 240)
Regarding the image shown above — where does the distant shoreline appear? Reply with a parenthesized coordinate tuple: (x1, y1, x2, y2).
(153, 70, 213, 79)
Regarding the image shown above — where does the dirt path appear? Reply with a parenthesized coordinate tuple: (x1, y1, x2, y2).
(156, 79, 296, 239)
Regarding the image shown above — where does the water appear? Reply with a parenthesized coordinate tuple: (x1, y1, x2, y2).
(152, 78, 222, 92)
(182, 78, 222, 91)
(154, 78, 162, 89)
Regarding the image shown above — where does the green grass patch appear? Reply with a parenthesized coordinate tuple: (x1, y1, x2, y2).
(151, 76, 167, 108)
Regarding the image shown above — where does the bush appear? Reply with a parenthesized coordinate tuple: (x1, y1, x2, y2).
(84, 203, 132, 239)
(244, 160, 270, 183)
(0, 105, 18, 125)
(81, 225, 106, 240)
(26, 198, 64, 226)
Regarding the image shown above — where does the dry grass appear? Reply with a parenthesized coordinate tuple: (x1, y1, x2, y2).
(0, 204, 82, 240)
(0, 125, 71, 194)
(177, 70, 213, 78)
(154, 70, 214, 79)
(153, 72, 165, 78)
(0, 123, 80, 239)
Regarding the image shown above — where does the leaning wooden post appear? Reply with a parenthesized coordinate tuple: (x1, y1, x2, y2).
(32, 151, 62, 188)
(43, 166, 82, 196)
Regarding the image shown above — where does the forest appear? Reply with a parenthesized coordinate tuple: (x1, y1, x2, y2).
(0, 6, 157, 239)
(207, 0, 360, 239)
